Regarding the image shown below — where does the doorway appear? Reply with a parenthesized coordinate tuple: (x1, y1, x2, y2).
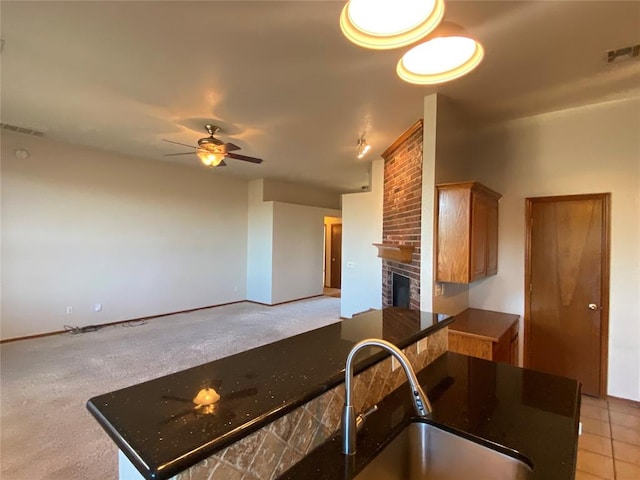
(330, 223, 342, 289)
(323, 217, 342, 294)
(525, 193, 610, 397)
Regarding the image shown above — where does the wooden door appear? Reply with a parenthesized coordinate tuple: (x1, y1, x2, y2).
(330, 224, 342, 289)
(525, 194, 610, 397)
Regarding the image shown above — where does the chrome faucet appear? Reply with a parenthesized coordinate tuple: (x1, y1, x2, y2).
(341, 338, 432, 455)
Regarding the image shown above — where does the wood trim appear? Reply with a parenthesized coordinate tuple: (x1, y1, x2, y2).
(0, 329, 67, 343)
(600, 193, 611, 399)
(524, 192, 611, 398)
(523, 192, 608, 203)
(381, 119, 423, 159)
(247, 294, 324, 307)
(0, 301, 245, 344)
(524, 198, 533, 368)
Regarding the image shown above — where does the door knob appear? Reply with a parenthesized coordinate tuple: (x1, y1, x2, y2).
(588, 303, 598, 310)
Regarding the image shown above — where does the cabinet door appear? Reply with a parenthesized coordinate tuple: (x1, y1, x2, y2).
(470, 193, 489, 281)
(436, 187, 472, 283)
(448, 332, 493, 360)
(486, 200, 499, 276)
(492, 334, 511, 363)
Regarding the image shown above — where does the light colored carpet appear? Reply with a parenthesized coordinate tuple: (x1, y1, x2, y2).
(0, 297, 341, 480)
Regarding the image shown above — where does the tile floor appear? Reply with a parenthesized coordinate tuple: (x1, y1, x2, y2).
(576, 395, 640, 480)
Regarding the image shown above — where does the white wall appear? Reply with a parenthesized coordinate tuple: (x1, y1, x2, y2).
(246, 179, 340, 305)
(246, 180, 273, 304)
(1, 132, 248, 340)
(262, 178, 341, 210)
(420, 95, 438, 312)
(271, 203, 340, 304)
(431, 95, 472, 315)
(340, 159, 383, 318)
(464, 97, 640, 400)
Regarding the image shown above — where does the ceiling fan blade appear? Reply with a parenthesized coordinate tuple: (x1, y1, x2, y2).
(223, 142, 241, 152)
(164, 152, 195, 156)
(226, 152, 263, 164)
(163, 139, 197, 149)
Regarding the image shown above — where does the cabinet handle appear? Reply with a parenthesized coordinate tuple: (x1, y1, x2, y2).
(588, 303, 599, 310)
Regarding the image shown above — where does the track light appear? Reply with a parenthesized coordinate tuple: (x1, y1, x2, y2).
(357, 138, 371, 159)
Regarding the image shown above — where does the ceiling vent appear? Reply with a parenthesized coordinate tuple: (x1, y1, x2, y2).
(605, 44, 640, 64)
(0, 123, 45, 137)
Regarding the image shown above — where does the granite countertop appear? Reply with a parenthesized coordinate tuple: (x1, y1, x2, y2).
(449, 308, 520, 342)
(87, 308, 452, 480)
(278, 352, 581, 480)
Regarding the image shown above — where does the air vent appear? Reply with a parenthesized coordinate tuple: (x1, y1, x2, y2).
(605, 44, 640, 64)
(0, 123, 45, 137)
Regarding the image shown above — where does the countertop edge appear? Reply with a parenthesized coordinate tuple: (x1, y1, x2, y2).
(448, 308, 520, 342)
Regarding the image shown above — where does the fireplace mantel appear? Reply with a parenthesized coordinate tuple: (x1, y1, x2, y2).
(373, 243, 415, 263)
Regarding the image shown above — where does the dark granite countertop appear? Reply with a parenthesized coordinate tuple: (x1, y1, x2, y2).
(87, 308, 452, 480)
(278, 352, 581, 480)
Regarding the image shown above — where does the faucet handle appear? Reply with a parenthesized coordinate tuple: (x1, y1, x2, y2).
(355, 404, 379, 432)
(412, 386, 432, 416)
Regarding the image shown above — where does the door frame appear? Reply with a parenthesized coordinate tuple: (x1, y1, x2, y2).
(330, 223, 342, 289)
(524, 193, 611, 397)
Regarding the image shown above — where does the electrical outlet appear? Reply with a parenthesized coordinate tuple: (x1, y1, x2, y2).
(66, 306, 73, 314)
(94, 303, 102, 312)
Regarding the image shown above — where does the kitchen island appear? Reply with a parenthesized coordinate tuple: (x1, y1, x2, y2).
(87, 306, 579, 480)
(87, 308, 452, 480)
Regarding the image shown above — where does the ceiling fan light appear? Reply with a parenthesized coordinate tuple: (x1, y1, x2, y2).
(396, 25, 484, 84)
(340, 0, 445, 50)
(197, 150, 225, 167)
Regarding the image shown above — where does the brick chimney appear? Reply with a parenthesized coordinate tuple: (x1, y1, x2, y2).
(380, 120, 423, 310)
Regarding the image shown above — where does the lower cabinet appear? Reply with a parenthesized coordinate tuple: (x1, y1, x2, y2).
(509, 333, 519, 366)
(448, 308, 520, 366)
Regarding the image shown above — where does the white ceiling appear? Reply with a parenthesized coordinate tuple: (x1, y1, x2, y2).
(2, 1, 639, 191)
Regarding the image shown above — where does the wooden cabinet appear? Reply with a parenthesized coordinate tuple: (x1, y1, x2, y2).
(436, 182, 502, 284)
(448, 308, 520, 366)
(509, 333, 519, 365)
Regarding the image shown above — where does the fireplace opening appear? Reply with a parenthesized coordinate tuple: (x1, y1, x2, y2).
(392, 273, 410, 309)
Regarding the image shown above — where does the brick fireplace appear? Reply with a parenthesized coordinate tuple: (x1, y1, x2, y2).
(380, 120, 423, 310)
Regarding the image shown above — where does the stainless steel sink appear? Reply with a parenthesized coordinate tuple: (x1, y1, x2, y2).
(354, 421, 533, 480)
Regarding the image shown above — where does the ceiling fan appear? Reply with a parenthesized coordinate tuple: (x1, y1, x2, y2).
(163, 124, 263, 167)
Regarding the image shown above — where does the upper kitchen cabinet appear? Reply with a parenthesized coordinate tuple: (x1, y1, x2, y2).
(436, 182, 502, 284)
